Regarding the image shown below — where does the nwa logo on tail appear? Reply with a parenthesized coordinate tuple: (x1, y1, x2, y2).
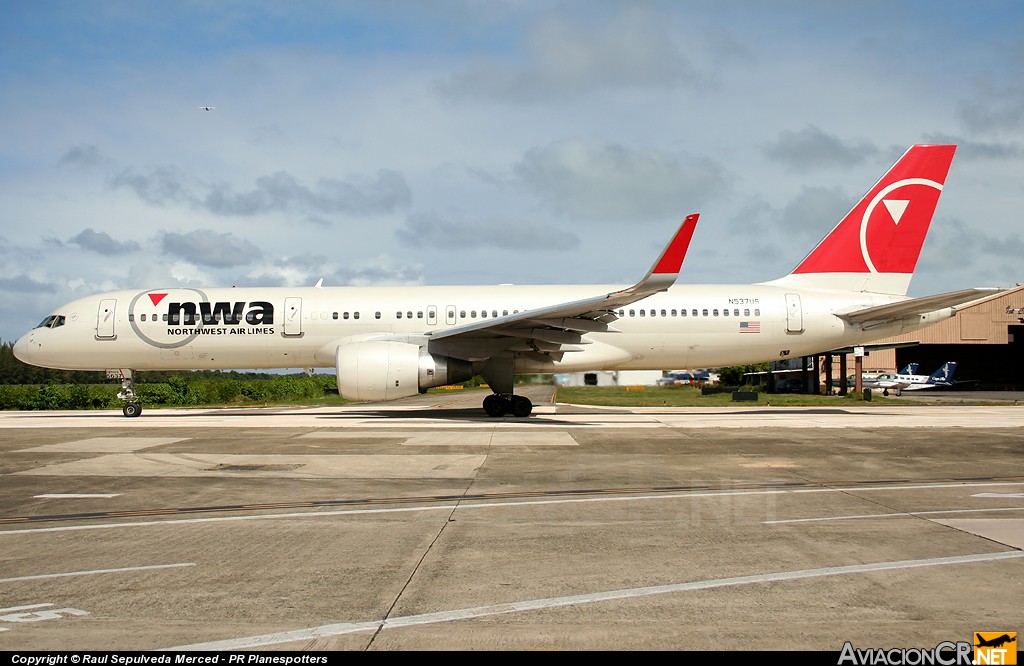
(147, 292, 274, 326)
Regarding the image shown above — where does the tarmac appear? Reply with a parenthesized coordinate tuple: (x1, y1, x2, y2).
(0, 386, 1022, 651)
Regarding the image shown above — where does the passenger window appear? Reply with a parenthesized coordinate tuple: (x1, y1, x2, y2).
(343, 312, 349, 320)
(744, 309, 750, 316)
(503, 310, 509, 316)
(713, 309, 719, 316)
(492, 310, 498, 318)
(629, 309, 635, 317)
(471, 310, 477, 318)
(723, 309, 729, 317)
(354, 312, 360, 319)
(407, 311, 413, 319)
(692, 309, 698, 317)
(702, 309, 708, 316)
(129, 314, 135, 322)
(417, 311, 423, 319)
(333, 312, 338, 320)
(670, 309, 676, 316)
(375, 312, 382, 319)
(396, 312, 402, 319)
(680, 309, 687, 317)
(661, 309, 667, 317)
(754, 309, 760, 316)
(460, 310, 466, 319)
(734, 309, 739, 316)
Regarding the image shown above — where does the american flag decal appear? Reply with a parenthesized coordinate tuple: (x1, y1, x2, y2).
(739, 321, 761, 333)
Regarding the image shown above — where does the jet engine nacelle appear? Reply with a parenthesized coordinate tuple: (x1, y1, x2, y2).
(335, 341, 473, 401)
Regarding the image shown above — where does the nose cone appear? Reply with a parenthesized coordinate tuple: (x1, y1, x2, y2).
(13, 334, 31, 364)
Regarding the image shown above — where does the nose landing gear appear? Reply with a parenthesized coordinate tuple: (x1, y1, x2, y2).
(111, 369, 142, 417)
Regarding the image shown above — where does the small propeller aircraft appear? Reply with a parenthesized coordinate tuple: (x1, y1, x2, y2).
(862, 362, 958, 396)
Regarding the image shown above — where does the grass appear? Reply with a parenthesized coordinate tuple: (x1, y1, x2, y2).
(553, 385, 917, 407)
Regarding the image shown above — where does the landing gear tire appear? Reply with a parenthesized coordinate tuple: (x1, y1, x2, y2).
(511, 395, 533, 418)
(483, 394, 506, 417)
(894, 388, 902, 397)
(482, 394, 533, 417)
(122, 401, 142, 418)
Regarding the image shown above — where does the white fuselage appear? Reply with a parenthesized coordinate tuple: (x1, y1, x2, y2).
(14, 282, 946, 374)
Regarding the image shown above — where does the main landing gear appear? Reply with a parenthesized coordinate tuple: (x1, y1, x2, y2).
(115, 370, 142, 417)
(482, 393, 533, 418)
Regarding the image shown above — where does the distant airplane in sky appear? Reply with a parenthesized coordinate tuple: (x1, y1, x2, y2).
(862, 362, 958, 396)
(13, 144, 999, 418)
(198, 106, 215, 111)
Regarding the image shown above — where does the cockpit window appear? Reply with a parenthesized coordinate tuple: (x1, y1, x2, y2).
(35, 315, 66, 329)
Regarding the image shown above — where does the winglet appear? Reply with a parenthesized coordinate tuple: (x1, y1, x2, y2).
(605, 213, 699, 304)
(652, 213, 699, 277)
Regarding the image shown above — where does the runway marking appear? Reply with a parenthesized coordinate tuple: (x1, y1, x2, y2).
(34, 494, 121, 499)
(765, 505, 1024, 524)
(0, 604, 52, 613)
(973, 493, 1024, 498)
(15, 437, 188, 453)
(6, 404, 1024, 428)
(299, 431, 579, 446)
(3, 480, 1023, 535)
(15, 453, 488, 479)
(0, 563, 196, 584)
(164, 550, 1024, 651)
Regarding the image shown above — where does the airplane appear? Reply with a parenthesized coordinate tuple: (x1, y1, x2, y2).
(834, 362, 919, 389)
(12, 144, 1000, 418)
(862, 361, 958, 396)
(198, 106, 215, 111)
(975, 633, 1016, 649)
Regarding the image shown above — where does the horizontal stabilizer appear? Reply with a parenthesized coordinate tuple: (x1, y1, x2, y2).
(838, 288, 1001, 325)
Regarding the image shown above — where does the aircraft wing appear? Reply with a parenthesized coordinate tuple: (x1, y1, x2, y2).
(837, 288, 1002, 325)
(406, 214, 698, 361)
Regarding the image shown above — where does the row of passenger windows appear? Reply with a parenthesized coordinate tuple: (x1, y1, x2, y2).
(617, 308, 760, 318)
(127, 306, 760, 324)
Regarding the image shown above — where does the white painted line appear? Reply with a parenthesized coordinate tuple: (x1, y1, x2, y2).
(16, 437, 188, 453)
(16, 453, 487, 479)
(164, 550, 1024, 651)
(4, 480, 1024, 536)
(765, 506, 1024, 524)
(0, 563, 195, 584)
(34, 494, 121, 499)
(0, 604, 52, 613)
(973, 493, 1024, 498)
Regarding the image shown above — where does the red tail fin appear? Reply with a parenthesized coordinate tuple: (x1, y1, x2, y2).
(780, 144, 955, 294)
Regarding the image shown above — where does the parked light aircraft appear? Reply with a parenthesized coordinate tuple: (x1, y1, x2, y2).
(836, 363, 919, 389)
(862, 361, 958, 396)
(13, 144, 998, 418)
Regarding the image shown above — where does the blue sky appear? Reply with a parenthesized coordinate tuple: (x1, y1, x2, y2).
(2, 1, 1023, 343)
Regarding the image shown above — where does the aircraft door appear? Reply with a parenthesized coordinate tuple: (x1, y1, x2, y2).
(785, 293, 804, 333)
(427, 306, 437, 326)
(445, 305, 457, 326)
(284, 297, 303, 336)
(96, 299, 117, 339)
